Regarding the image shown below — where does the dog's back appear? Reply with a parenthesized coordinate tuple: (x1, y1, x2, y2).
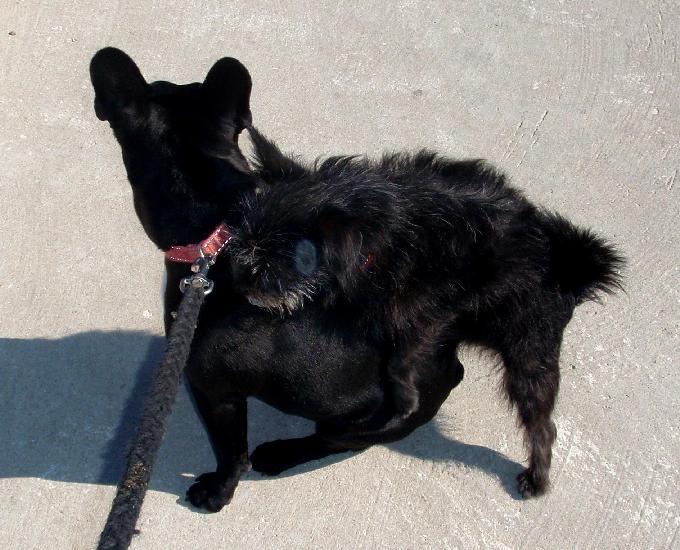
(375, 151, 624, 311)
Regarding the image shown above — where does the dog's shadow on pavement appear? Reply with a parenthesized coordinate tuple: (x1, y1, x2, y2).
(0, 331, 523, 503)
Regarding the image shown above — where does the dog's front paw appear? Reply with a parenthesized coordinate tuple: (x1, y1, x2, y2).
(517, 468, 548, 498)
(250, 440, 292, 476)
(186, 472, 238, 512)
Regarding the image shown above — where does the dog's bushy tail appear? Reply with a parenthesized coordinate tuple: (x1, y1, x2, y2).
(541, 212, 625, 304)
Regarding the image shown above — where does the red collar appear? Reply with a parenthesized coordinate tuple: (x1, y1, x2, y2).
(164, 221, 371, 270)
(164, 222, 233, 263)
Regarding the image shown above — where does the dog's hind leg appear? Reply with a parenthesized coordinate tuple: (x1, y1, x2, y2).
(185, 385, 250, 512)
(249, 434, 349, 475)
(389, 322, 464, 416)
(249, 411, 434, 476)
(499, 332, 561, 498)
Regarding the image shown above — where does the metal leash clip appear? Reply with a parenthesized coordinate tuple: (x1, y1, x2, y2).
(179, 253, 216, 295)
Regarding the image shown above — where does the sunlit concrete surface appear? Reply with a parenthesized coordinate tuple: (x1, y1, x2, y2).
(1, 2, 678, 548)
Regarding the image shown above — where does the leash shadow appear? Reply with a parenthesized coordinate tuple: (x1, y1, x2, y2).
(0, 331, 522, 502)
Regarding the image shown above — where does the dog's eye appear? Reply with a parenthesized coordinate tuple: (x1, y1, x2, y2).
(294, 239, 318, 276)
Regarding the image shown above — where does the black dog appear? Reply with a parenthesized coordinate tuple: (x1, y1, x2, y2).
(223, 130, 624, 497)
(91, 48, 397, 513)
(90, 48, 622, 512)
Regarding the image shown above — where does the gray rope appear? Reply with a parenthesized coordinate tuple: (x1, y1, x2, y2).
(97, 285, 206, 550)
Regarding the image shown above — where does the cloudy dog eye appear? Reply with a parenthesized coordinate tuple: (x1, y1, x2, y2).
(294, 239, 318, 276)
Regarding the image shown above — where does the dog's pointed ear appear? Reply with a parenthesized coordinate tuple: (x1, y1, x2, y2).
(90, 47, 148, 122)
(202, 57, 252, 131)
(247, 126, 307, 183)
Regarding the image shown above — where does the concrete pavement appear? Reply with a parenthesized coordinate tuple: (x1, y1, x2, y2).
(1, 1, 678, 548)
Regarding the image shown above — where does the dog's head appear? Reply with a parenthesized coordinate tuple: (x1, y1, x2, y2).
(227, 161, 392, 315)
(228, 200, 329, 315)
(90, 47, 255, 249)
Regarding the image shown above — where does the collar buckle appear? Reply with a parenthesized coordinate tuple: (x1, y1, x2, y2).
(180, 254, 215, 295)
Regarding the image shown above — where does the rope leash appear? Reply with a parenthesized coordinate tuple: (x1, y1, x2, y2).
(97, 258, 216, 550)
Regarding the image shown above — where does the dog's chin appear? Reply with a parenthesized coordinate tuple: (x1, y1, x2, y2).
(246, 290, 308, 316)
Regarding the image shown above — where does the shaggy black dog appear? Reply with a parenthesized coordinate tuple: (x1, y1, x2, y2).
(90, 47, 622, 513)
(227, 128, 624, 497)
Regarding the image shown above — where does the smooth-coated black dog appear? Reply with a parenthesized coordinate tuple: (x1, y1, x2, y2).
(90, 48, 622, 512)
(91, 48, 389, 513)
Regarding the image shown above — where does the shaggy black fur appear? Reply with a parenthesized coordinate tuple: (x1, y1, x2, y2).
(228, 127, 625, 496)
(90, 47, 623, 515)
